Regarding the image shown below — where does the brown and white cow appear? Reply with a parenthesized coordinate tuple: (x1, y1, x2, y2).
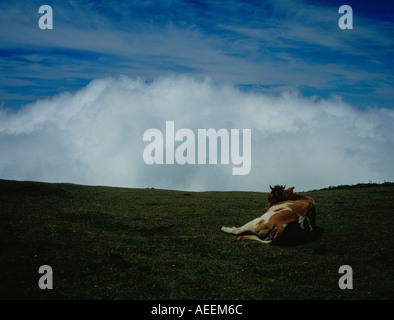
(221, 185, 316, 244)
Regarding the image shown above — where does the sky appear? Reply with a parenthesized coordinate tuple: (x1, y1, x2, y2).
(0, 0, 393, 192)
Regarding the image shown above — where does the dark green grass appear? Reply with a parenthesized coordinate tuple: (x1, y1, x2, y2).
(0, 179, 393, 300)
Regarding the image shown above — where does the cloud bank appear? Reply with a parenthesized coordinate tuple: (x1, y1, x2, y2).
(0, 75, 393, 191)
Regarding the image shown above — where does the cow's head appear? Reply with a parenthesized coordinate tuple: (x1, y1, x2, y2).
(267, 185, 286, 205)
(264, 185, 299, 212)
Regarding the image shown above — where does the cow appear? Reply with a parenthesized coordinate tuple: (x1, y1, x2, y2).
(221, 185, 316, 244)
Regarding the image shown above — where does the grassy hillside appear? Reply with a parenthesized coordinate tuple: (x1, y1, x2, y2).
(0, 179, 393, 300)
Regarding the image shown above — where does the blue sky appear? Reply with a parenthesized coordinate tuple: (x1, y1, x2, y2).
(1, 0, 393, 110)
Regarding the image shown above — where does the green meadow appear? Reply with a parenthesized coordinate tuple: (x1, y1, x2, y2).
(0, 179, 393, 300)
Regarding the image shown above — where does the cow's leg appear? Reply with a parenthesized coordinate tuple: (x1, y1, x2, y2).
(222, 217, 273, 244)
(221, 217, 261, 236)
(304, 216, 314, 231)
(221, 226, 241, 235)
(308, 208, 316, 231)
(232, 235, 272, 244)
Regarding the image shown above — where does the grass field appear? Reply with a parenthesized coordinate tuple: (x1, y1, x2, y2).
(0, 179, 393, 300)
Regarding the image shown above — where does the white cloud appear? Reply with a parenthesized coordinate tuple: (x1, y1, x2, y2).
(0, 75, 393, 191)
